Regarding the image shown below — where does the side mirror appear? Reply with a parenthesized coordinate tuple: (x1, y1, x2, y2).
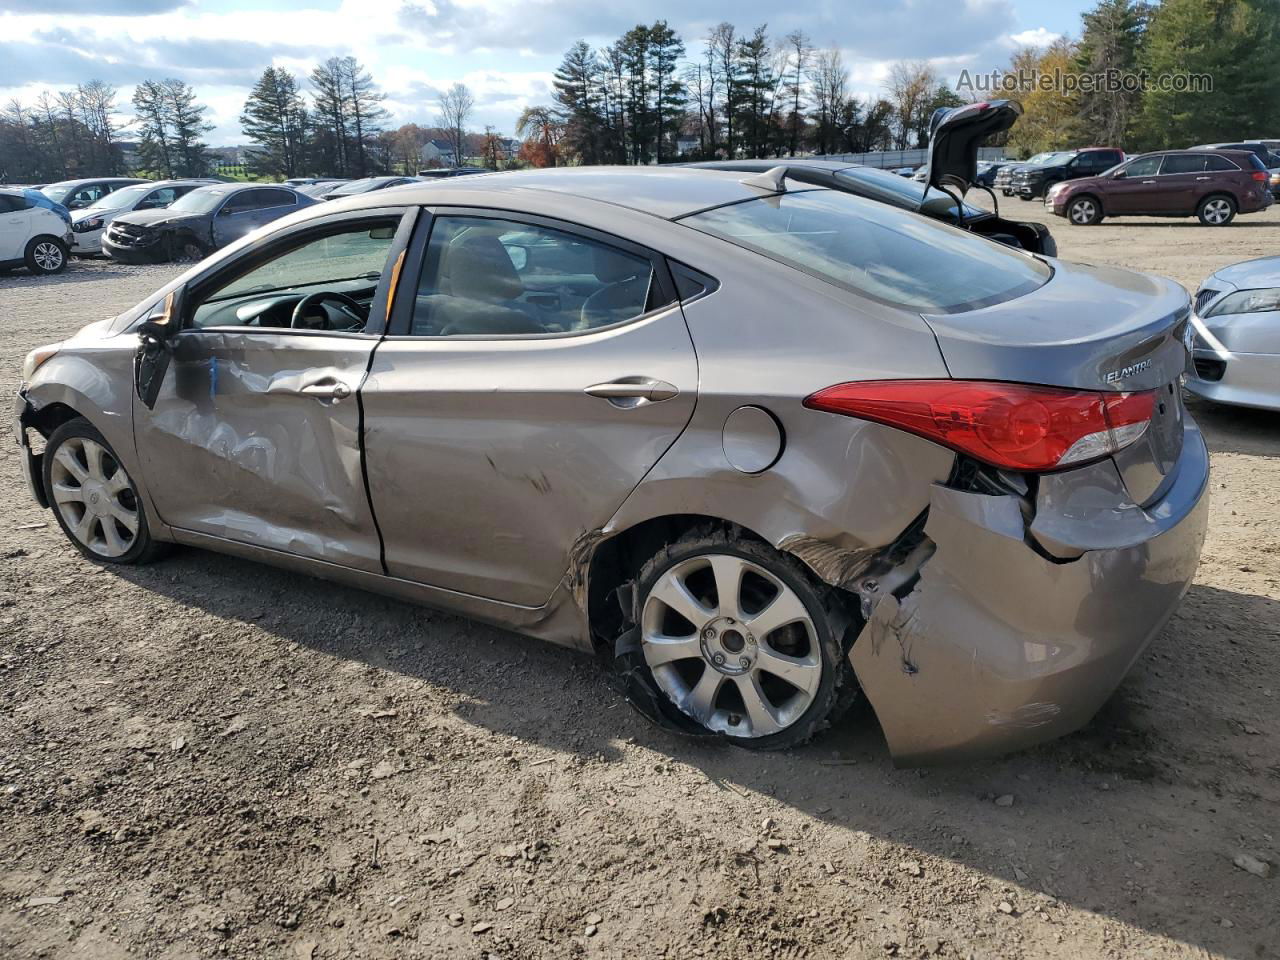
(1112, 170, 1127, 179)
(135, 291, 182, 409)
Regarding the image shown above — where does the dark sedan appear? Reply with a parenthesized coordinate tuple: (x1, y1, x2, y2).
(102, 184, 316, 263)
(321, 176, 419, 199)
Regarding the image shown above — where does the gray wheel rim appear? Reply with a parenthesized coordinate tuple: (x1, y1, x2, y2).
(1070, 199, 1096, 224)
(33, 242, 63, 271)
(1204, 199, 1231, 224)
(49, 437, 139, 558)
(640, 554, 822, 738)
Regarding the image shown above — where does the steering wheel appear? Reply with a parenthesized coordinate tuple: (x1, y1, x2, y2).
(290, 291, 368, 330)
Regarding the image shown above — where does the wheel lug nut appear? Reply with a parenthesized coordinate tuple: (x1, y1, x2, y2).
(739, 657, 750, 668)
(702, 627, 717, 640)
(712, 653, 725, 665)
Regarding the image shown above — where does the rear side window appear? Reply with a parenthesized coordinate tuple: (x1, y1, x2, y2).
(252, 188, 296, 209)
(410, 216, 658, 336)
(1161, 154, 1207, 174)
(1205, 155, 1240, 172)
(681, 190, 1050, 314)
(0, 195, 27, 213)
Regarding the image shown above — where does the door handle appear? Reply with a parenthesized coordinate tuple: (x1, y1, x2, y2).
(1195, 176, 1212, 181)
(299, 378, 351, 401)
(585, 377, 679, 403)
(1140, 179, 1156, 184)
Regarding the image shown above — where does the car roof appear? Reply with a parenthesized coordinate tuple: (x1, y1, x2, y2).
(379, 166, 817, 220)
(44, 177, 148, 187)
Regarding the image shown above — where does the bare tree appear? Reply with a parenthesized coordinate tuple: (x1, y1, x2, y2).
(808, 48, 849, 156)
(437, 83, 475, 168)
(783, 30, 812, 156)
(886, 60, 937, 150)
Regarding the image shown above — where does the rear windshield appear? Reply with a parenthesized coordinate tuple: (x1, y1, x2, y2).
(681, 189, 1050, 314)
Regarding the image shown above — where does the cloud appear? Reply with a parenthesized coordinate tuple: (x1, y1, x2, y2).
(2, 0, 190, 12)
(1007, 27, 1062, 48)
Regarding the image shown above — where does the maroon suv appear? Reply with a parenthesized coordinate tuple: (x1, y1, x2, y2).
(1047, 149, 1273, 226)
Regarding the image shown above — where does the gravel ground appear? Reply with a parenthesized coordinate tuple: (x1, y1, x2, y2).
(1, 202, 1278, 960)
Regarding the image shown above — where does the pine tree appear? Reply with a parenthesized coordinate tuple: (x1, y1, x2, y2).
(132, 80, 174, 178)
(162, 79, 212, 177)
(310, 58, 350, 176)
(553, 41, 606, 164)
(241, 67, 308, 178)
(649, 21, 686, 163)
(1074, 0, 1149, 149)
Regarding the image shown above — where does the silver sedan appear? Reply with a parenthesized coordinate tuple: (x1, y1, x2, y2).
(1186, 256, 1280, 410)
(15, 167, 1208, 764)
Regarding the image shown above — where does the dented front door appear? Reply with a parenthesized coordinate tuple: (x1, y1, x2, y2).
(134, 331, 382, 572)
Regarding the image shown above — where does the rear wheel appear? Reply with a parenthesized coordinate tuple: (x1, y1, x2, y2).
(25, 236, 68, 275)
(1197, 195, 1236, 226)
(628, 529, 857, 750)
(1068, 195, 1103, 225)
(42, 419, 168, 565)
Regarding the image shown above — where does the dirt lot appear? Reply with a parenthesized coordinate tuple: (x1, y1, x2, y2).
(1, 200, 1277, 960)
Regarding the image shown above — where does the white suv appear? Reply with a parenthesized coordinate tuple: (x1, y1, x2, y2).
(0, 188, 73, 275)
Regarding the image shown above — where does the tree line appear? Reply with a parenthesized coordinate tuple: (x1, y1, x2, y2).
(2, 0, 1276, 184)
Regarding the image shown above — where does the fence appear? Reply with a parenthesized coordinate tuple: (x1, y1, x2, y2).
(815, 147, 1007, 170)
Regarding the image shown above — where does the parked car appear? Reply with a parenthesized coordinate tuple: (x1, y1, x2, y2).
(0, 187, 73, 274)
(1185, 256, 1280, 410)
(102, 184, 317, 263)
(16, 166, 1208, 764)
(1270, 168, 1280, 201)
(694, 101, 1056, 256)
(70, 180, 218, 256)
(295, 180, 349, 198)
(993, 152, 1069, 195)
(974, 160, 1005, 188)
(1009, 147, 1125, 199)
(1047, 149, 1273, 226)
(415, 168, 487, 179)
(40, 178, 150, 211)
(1189, 141, 1280, 170)
(321, 176, 419, 199)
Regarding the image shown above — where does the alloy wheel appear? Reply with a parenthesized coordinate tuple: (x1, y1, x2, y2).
(33, 241, 64, 272)
(1069, 199, 1096, 224)
(48, 437, 140, 558)
(640, 553, 823, 738)
(1203, 199, 1231, 225)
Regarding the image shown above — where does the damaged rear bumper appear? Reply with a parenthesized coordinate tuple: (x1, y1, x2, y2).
(851, 418, 1209, 766)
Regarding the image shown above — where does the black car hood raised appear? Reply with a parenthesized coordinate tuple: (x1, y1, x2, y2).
(113, 209, 205, 229)
(926, 100, 1023, 194)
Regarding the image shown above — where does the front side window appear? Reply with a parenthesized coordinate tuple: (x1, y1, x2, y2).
(410, 216, 657, 336)
(682, 189, 1049, 314)
(1122, 156, 1162, 177)
(188, 218, 399, 329)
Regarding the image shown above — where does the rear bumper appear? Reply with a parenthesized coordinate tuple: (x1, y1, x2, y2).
(852, 417, 1209, 765)
(1185, 350, 1280, 411)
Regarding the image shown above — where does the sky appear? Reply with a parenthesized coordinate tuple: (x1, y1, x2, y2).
(0, 0, 1090, 145)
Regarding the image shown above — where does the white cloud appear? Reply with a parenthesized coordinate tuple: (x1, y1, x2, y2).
(1007, 27, 1062, 48)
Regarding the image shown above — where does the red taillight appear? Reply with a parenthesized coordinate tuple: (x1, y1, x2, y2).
(1253, 171, 1269, 182)
(803, 380, 1156, 472)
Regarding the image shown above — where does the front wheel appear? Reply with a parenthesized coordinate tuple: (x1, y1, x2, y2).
(42, 419, 169, 564)
(1068, 196, 1103, 225)
(1197, 195, 1236, 226)
(169, 234, 207, 263)
(627, 529, 857, 750)
(25, 237, 68, 275)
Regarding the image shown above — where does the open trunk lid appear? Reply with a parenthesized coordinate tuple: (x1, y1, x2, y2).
(921, 260, 1192, 505)
(925, 99, 1023, 194)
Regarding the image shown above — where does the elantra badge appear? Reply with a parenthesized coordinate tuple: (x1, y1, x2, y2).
(1104, 358, 1152, 384)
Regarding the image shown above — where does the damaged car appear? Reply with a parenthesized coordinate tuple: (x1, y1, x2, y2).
(102, 183, 316, 263)
(691, 101, 1056, 256)
(15, 167, 1208, 764)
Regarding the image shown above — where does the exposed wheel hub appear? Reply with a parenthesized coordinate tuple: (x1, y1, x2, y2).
(700, 616, 756, 675)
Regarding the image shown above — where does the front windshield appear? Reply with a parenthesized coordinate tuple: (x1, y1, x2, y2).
(87, 184, 150, 211)
(40, 182, 78, 204)
(683, 189, 1049, 313)
(168, 188, 228, 214)
(835, 167, 985, 221)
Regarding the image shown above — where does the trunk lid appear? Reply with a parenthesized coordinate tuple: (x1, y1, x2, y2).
(921, 260, 1192, 505)
(925, 99, 1023, 194)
